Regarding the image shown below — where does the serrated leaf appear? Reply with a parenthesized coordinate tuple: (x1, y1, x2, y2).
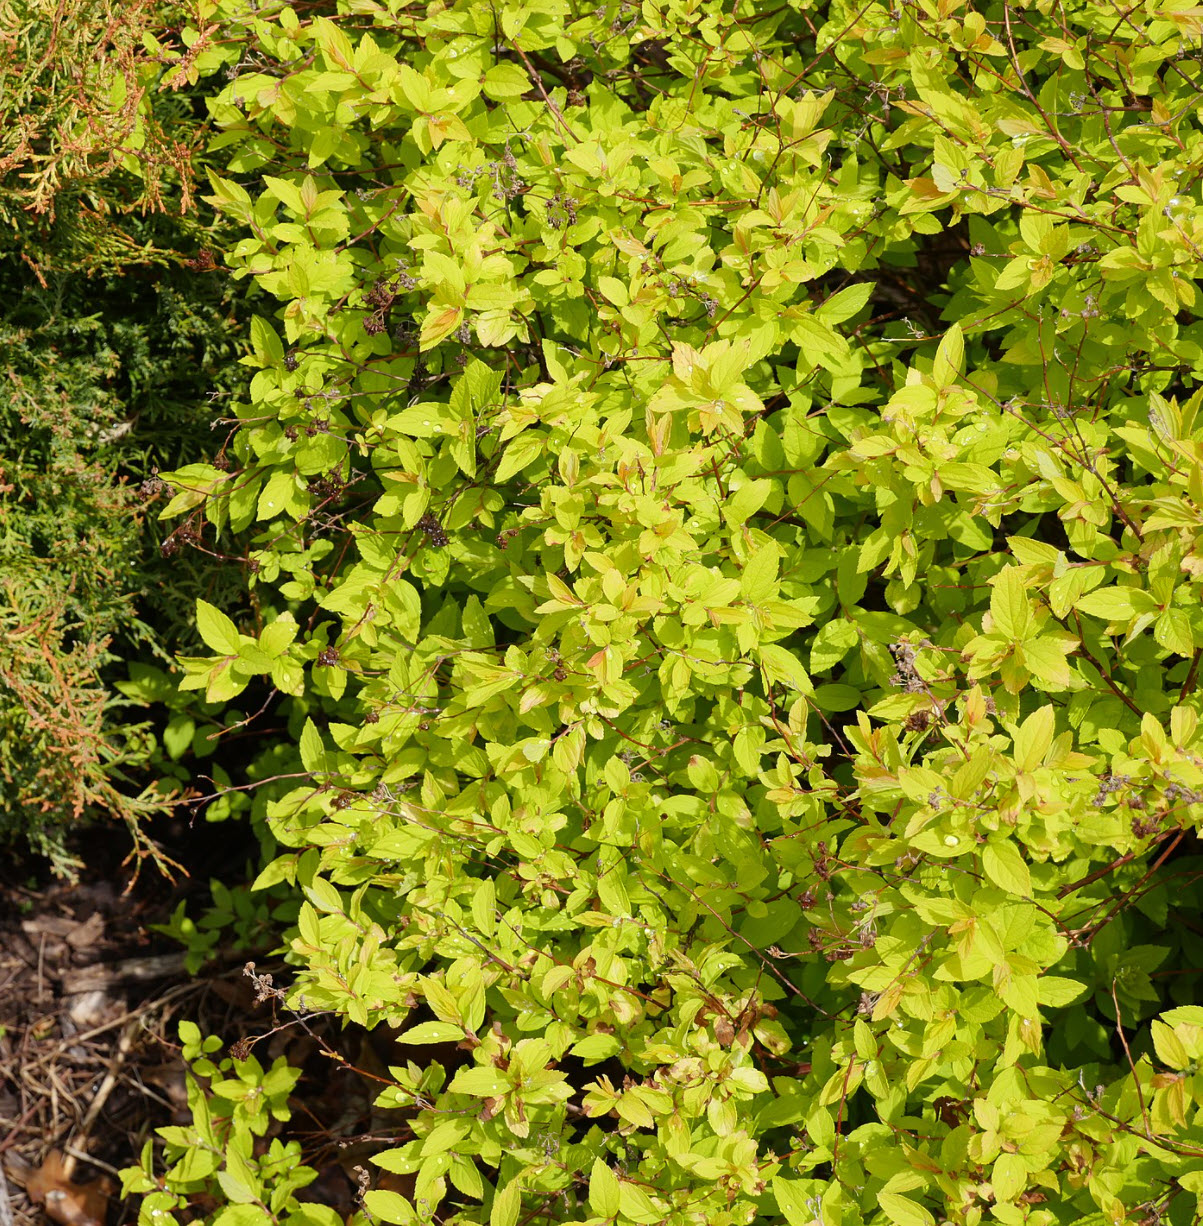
(197, 600, 241, 655)
(815, 282, 873, 325)
(1013, 703, 1055, 771)
(932, 322, 965, 388)
(250, 316, 284, 368)
(571, 1033, 622, 1062)
(471, 877, 496, 937)
(617, 1183, 661, 1224)
(1162, 1006, 1203, 1027)
(398, 1021, 465, 1043)
(303, 876, 342, 914)
(448, 1067, 510, 1097)
(992, 1152, 1026, 1203)
(1077, 586, 1156, 621)
(363, 1191, 416, 1225)
(741, 541, 779, 604)
(420, 304, 464, 351)
(1155, 607, 1194, 656)
(773, 1177, 816, 1226)
(878, 1192, 935, 1226)
(982, 840, 1032, 898)
(1151, 1019, 1191, 1070)
(810, 618, 858, 672)
(491, 1179, 519, 1226)
(495, 435, 543, 482)
(759, 644, 814, 695)
(299, 718, 327, 773)
(216, 1171, 258, 1206)
(990, 567, 1031, 641)
(262, 174, 305, 215)
(589, 1160, 620, 1219)
(1035, 976, 1089, 1007)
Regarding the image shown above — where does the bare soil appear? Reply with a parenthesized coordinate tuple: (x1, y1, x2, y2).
(0, 819, 393, 1226)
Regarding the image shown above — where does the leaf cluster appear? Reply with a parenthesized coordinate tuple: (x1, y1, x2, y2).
(134, 0, 1203, 1224)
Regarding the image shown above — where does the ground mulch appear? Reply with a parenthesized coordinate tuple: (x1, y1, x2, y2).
(0, 820, 394, 1226)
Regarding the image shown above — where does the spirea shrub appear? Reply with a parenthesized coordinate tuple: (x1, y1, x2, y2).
(131, 0, 1203, 1223)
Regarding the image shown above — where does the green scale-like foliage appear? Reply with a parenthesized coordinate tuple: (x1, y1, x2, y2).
(0, 239, 256, 863)
(126, 0, 1203, 1224)
(0, 0, 266, 863)
(0, 0, 205, 267)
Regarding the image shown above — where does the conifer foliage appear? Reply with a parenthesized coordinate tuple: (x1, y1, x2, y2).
(0, 0, 254, 864)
